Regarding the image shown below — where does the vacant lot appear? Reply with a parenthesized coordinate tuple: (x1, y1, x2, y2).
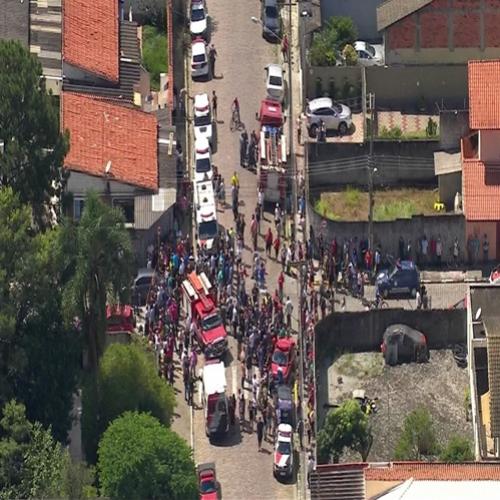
(315, 187, 439, 221)
(321, 350, 472, 461)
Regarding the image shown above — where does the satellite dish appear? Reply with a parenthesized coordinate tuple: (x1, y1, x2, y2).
(475, 308, 482, 321)
(105, 160, 112, 175)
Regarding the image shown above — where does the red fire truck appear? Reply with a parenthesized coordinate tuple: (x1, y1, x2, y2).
(257, 99, 287, 205)
(182, 271, 228, 358)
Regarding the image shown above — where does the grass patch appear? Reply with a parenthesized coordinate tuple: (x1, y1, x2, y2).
(374, 200, 416, 221)
(335, 352, 384, 378)
(142, 25, 167, 90)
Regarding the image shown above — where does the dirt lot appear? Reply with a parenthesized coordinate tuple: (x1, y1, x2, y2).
(322, 350, 472, 461)
(315, 187, 439, 222)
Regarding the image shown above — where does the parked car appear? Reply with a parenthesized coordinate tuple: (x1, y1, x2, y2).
(273, 423, 294, 479)
(190, 0, 208, 39)
(193, 93, 213, 145)
(274, 384, 295, 426)
(376, 260, 420, 298)
(305, 97, 352, 136)
(261, 0, 281, 42)
(265, 63, 285, 102)
(381, 324, 429, 366)
(194, 137, 213, 183)
(354, 41, 384, 66)
(271, 338, 295, 383)
(131, 268, 155, 306)
(197, 462, 220, 500)
(191, 38, 209, 79)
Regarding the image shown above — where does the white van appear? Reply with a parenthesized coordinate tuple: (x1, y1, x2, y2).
(201, 360, 228, 437)
(194, 180, 217, 250)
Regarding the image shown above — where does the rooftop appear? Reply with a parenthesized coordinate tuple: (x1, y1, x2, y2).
(462, 159, 500, 221)
(63, 0, 119, 82)
(468, 60, 500, 130)
(62, 92, 158, 190)
(377, 0, 433, 31)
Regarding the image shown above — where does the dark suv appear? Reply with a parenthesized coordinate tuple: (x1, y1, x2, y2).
(261, 0, 281, 42)
(376, 260, 420, 298)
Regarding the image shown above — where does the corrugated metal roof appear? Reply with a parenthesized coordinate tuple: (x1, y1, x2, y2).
(377, 0, 433, 31)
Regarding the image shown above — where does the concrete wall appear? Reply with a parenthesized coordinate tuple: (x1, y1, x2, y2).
(307, 65, 468, 112)
(308, 140, 438, 189)
(438, 171, 461, 208)
(439, 110, 470, 151)
(67, 171, 139, 196)
(385, 0, 500, 65)
(315, 308, 466, 354)
(320, 0, 383, 42)
(465, 220, 498, 262)
(308, 201, 465, 261)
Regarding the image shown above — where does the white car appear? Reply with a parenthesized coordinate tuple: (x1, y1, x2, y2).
(191, 38, 209, 79)
(194, 137, 213, 183)
(274, 423, 293, 479)
(193, 93, 213, 145)
(305, 97, 352, 136)
(194, 180, 217, 250)
(354, 41, 384, 66)
(190, 1, 207, 39)
(265, 63, 285, 102)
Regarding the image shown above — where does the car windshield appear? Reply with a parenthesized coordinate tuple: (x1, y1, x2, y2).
(277, 441, 291, 455)
(269, 76, 282, 86)
(273, 349, 288, 366)
(195, 114, 211, 126)
(365, 43, 376, 57)
(265, 6, 278, 18)
(200, 479, 216, 494)
(193, 54, 206, 63)
(196, 158, 211, 172)
(191, 8, 205, 21)
(199, 220, 217, 240)
(202, 313, 222, 330)
(333, 104, 342, 113)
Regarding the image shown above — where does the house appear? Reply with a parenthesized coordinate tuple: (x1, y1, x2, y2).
(461, 60, 500, 261)
(468, 284, 500, 461)
(0, 0, 62, 94)
(321, 0, 383, 42)
(377, 0, 500, 65)
(310, 461, 500, 499)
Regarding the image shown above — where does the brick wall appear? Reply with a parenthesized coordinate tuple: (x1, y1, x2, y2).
(387, 0, 500, 52)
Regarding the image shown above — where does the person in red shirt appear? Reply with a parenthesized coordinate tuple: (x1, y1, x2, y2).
(277, 271, 285, 299)
(273, 235, 281, 260)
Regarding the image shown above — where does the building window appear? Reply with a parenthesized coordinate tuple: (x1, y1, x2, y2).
(113, 198, 135, 224)
(74, 198, 85, 220)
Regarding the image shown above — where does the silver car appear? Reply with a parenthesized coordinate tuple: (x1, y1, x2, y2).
(306, 97, 352, 136)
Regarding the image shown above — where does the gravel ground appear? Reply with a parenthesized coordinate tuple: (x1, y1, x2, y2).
(325, 350, 473, 461)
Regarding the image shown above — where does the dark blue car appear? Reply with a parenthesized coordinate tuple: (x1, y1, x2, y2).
(376, 260, 420, 298)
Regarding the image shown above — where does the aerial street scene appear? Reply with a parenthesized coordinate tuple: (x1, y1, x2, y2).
(4, 0, 500, 499)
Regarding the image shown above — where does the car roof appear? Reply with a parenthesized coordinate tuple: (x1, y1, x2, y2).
(277, 384, 292, 400)
(399, 260, 417, 271)
(267, 63, 283, 77)
(192, 40, 206, 54)
(354, 41, 368, 51)
(194, 92, 209, 108)
(308, 97, 333, 111)
(276, 338, 293, 351)
(195, 136, 210, 150)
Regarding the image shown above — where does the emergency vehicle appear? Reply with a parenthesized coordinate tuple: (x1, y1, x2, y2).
(194, 180, 218, 250)
(182, 271, 227, 358)
(201, 360, 229, 437)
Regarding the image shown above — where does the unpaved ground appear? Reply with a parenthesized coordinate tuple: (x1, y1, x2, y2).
(324, 350, 472, 461)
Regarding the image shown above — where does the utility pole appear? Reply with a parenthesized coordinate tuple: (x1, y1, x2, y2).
(367, 92, 375, 251)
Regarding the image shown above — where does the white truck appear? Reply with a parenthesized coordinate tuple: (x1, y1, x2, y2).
(201, 360, 229, 438)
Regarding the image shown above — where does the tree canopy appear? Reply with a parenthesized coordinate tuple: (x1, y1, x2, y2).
(395, 406, 439, 460)
(439, 435, 474, 462)
(317, 399, 372, 464)
(309, 17, 357, 67)
(97, 412, 197, 500)
(0, 40, 68, 228)
(82, 343, 175, 464)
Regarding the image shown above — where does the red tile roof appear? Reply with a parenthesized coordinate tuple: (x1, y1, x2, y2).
(365, 462, 500, 481)
(462, 159, 500, 221)
(469, 60, 500, 130)
(62, 92, 158, 191)
(63, 0, 119, 82)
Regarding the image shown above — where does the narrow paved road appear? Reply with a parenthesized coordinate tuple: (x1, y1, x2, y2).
(187, 0, 298, 498)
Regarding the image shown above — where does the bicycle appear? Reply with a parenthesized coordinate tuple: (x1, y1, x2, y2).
(361, 296, 388, 310)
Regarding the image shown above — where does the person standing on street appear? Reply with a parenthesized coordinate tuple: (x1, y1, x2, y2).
(212, 90, 218, 121)
(285, 296, 293, 330)
(281, 34, 289, 62)
(209, 44, 217, 78)
(297, 417, 304, 450)
(257, 417, 264, 451)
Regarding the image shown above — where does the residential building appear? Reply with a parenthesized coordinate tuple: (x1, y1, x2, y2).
(468, 284, 500, 460)
(377, 0, 500, 65)
(310, 461, 500, 499)
(0, 0, 62, 94)
(321, 0, 383, 42)
(461, 60, 500, 260)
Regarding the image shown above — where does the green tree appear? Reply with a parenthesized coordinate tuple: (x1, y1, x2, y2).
(309, 17, 357, 67)
(98, 412, 197, 500)
(0, 400, 68, 499)
(395, 406, 439, 460)
(62, 192, 133, 375)
(0, 41, 68, 228)
(82, 343, 175, 463)
(124, 0, 166, 31)
(439, 435, 474, 462)
(317, 400, 372, 464)
(342, 44, 358, 66)
(0, 189, 80, 441)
